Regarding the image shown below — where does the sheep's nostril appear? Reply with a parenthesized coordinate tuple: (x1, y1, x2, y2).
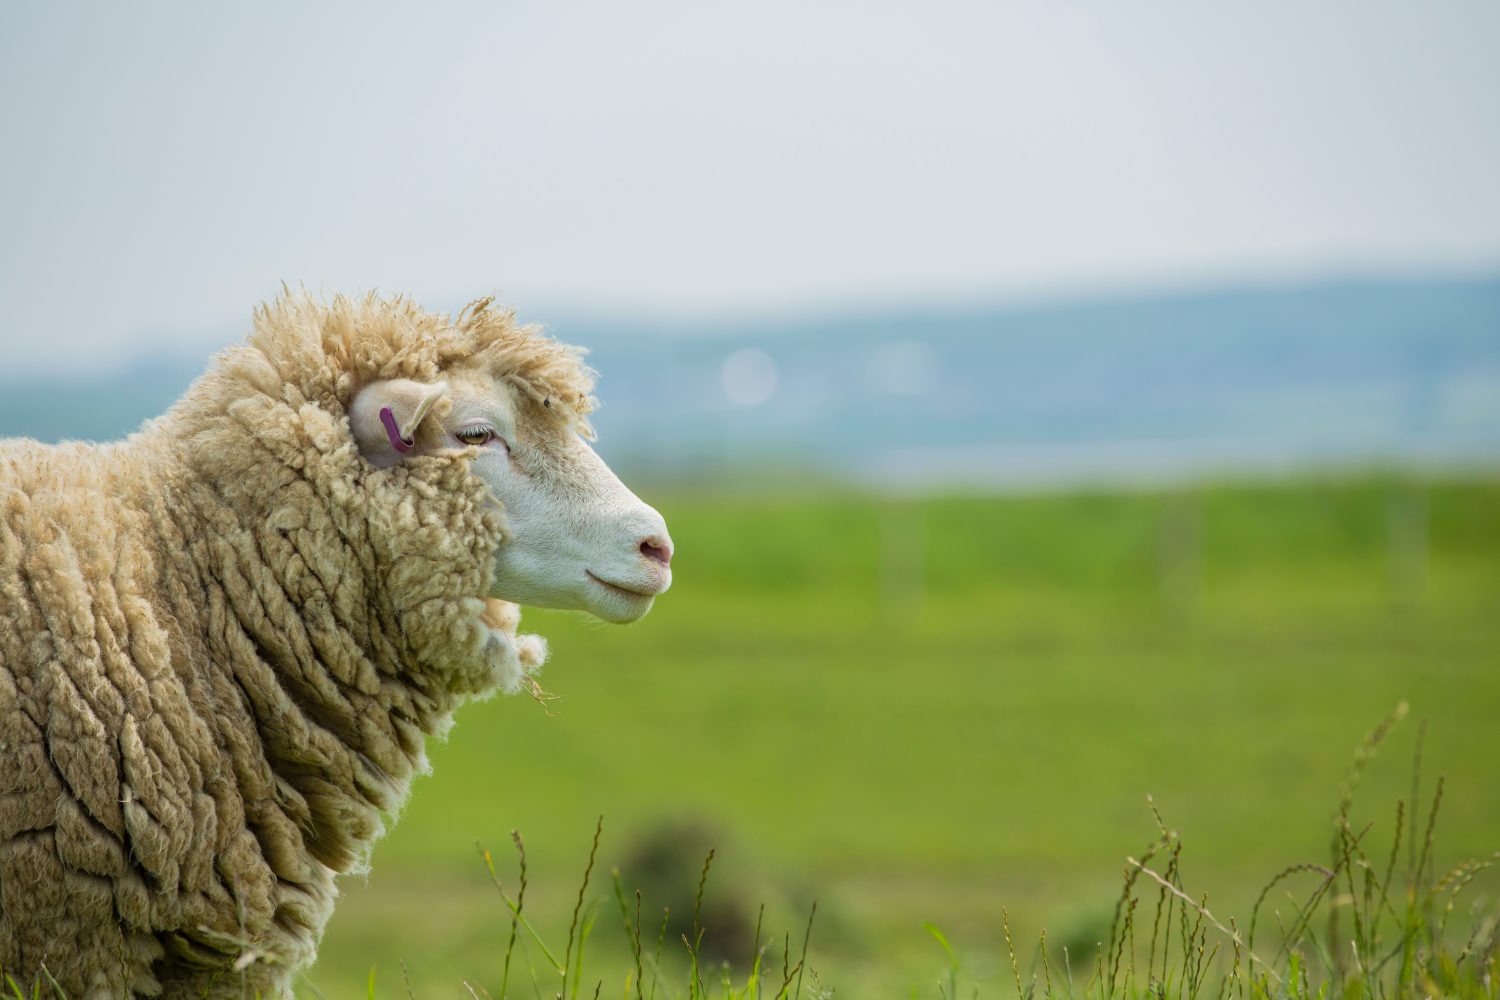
(639, 537, 673, 567)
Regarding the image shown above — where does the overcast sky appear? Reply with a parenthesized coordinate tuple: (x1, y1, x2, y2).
(2, 1, 1497, 374)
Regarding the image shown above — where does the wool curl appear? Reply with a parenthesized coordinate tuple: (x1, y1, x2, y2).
(0, 292, 580, 998)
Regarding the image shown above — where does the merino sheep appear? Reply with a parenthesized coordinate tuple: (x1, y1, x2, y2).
(0, 293, 673, 997)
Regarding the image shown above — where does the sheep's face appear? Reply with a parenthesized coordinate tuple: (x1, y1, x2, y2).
(350, 369, 673, 624)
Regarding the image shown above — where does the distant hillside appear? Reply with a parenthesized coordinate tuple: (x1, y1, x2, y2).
(3, 276, 1497, 488)
(567, 276, 1500, 486)
(0, 359, 198, 445)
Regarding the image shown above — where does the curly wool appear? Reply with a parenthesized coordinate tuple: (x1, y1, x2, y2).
(0, 294, 580, 997)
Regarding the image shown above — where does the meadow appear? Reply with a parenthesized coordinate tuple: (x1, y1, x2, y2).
(307, 476, 1500, 997)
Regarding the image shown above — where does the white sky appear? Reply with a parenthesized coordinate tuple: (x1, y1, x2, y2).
(2, 1, 1497, 374)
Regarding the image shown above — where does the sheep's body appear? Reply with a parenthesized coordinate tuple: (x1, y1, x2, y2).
(0, 295, 582, 996)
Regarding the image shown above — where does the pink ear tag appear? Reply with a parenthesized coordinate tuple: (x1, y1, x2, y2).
(379, 406, 415, 453)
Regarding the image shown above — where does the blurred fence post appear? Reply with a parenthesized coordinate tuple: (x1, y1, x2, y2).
(880, 498, 925, 613)
(1158, 491, 1201, 619)
(1387, 483, 1428, 610)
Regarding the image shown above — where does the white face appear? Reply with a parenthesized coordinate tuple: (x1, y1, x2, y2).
(351, 370, 673, 624)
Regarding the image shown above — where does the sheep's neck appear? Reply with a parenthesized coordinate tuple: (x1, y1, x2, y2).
(142, 450, 466, 874)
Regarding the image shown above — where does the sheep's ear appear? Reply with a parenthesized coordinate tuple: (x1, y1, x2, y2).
(350, 378, 450, 468)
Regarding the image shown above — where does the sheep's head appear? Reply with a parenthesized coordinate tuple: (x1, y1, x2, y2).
(348, 364, 673, 625)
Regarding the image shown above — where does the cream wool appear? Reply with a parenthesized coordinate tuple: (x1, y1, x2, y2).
(0, 294, 610, 997)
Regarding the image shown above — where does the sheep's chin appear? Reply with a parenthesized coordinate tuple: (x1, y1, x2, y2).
(582, 575, 656, 624)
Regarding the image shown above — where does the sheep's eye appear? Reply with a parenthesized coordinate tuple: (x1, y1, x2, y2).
(455, 427, 495, 446)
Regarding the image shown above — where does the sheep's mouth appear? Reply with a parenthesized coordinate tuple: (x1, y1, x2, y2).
(585, 571, 658, 600)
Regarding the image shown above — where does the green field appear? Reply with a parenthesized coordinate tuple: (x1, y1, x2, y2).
(306, 477, 1500, 997)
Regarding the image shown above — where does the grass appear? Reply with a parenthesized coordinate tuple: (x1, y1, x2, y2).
(309, 475, 1498, 995)
(324, 702, 1495, 1000)
(311, 701, 1496, 1000)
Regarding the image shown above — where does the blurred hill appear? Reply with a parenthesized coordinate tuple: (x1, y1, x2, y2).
(3, 275, 1496, 489)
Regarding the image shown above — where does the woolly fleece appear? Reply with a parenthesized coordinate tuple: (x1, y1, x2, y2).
(0, 294, 593, 997)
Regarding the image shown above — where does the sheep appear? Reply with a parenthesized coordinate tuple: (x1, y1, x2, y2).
(0, 292, 674, 998)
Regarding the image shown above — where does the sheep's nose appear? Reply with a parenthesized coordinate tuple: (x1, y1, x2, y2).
(639, 535, 673, 567)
